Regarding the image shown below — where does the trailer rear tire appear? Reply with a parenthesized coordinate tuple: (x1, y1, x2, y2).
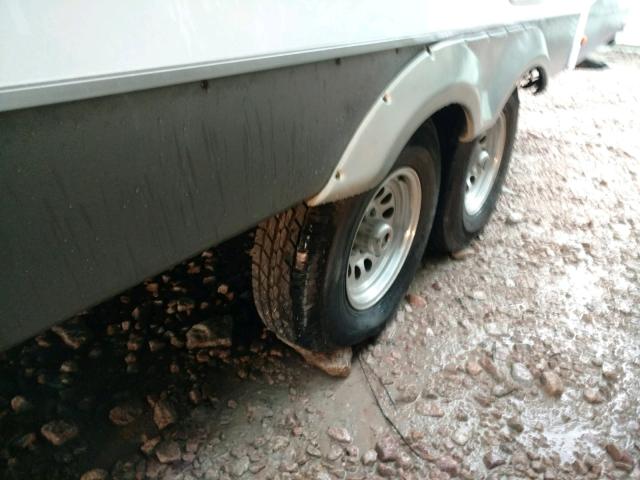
(251, 126, 440, 351)
(429, 90, 519, 253)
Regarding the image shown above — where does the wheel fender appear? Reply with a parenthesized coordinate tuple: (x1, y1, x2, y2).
(308, 26, 550, 206)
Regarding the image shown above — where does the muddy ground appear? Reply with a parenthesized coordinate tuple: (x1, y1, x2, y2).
(1, 47, 639, 480)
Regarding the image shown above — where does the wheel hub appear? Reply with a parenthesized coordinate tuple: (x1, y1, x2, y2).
(355, 220, 393, 256)
(346, 167, 421, 310)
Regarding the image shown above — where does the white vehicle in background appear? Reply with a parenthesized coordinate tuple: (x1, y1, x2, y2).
(0, 0, 628, 353)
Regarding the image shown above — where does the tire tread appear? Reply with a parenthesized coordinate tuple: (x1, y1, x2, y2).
(251, 204, 309, 342)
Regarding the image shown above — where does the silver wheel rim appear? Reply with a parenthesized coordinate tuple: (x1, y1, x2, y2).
(346, 167, 421, 310)
(464, 113, 507, 216)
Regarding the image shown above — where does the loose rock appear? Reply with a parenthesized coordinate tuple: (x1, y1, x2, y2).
(583, 387, 605, 404)
(288, 344, 353, 377)
(375, 436, 398, 462)
(185, 319, 232, 349)
(405, 293, 427, 308)
(271, 435, 289, 452)
(230, 456, 250, 477)
(40, 420, 78, 446)
(153, 399, 177, 430)
(80, 469, 109, 480)
(511, 363, 534, 384)
(512, 450, 530, 468)
(59, 360, 79, 373)
(451, 247, 475, 260)
(483, 450, 506, 469)
(140, 436, 161, 455)
(377, 462, 396, 478)
(362, 450, 377, 465)
(346, 444, 359, 458)
(506, 211, 524, 225)
(396, 383, 420, 403)
(540, 371, 564, 397)
(466, 360, 483, 376)
(479, 356, 502, 381)
(10, 395, 31, 413)
(469, 290, 487, 301)
(531, 460, 545, 473)
(327, 426, 352, 443)
(396, 451, 412, 469)
(51, 324, 90, 350)
(605, 443, 635, 469)
(148, 339, 165, 352)
(412, 441, 436, 461)
(155, 440, 181, 464)
(507, 416, 524, 433)
(327, 444, 343, 461)
(109, 403, 141, 426)
(436, 456, 460, 476)
(451, 426, 472, 446)
(602, 363, 618, 381)
(306, 445, 322, 458)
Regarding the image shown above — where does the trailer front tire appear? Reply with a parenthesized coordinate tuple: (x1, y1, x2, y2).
(251, 125, 440, 351)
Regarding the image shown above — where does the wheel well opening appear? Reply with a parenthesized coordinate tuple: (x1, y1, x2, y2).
(410, 104, 468, 175)
(520, 66, 547, 94)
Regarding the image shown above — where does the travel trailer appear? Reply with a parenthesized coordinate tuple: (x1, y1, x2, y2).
(0, 0, 628, 352)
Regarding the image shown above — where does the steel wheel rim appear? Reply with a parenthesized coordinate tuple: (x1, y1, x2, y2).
(346, 167, 421, 310)
(464, 113, 507, 216)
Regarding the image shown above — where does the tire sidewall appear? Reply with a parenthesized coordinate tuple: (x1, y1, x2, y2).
(320, 145, 439, 346)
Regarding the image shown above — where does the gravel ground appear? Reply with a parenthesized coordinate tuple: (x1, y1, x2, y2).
(1, 46, 639, 480)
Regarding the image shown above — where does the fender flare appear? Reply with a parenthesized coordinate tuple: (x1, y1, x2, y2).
(308, 26, 550, 206)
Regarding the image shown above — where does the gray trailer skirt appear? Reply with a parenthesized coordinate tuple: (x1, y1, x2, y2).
(0, 46, 422, 349)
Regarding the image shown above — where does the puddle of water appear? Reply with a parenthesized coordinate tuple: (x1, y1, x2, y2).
(542, 420, 601, 463)
(537, 262, 610, 346)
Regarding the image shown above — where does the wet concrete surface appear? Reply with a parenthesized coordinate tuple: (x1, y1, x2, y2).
(1, 47, 639, 479)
